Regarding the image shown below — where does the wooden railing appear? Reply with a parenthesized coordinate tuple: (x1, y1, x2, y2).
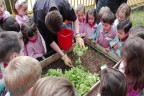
(68, 0, 96, 9)
(128, 0, 144, 6)
(4, 0, 144, 14)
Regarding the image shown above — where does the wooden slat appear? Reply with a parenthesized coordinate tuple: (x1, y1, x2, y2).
(40, 46, 74, 68)
(40, 39, 121, 68)
(84, 39, 121, 62)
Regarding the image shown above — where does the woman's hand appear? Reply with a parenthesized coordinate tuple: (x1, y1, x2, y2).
(61, 54, 73, 67)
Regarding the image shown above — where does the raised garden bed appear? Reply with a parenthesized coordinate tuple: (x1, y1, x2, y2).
(42, 39, 120, 74)
(40, 39, 121, 96)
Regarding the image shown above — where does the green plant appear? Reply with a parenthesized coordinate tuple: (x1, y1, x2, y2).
(73, 43, 88, 65)
(45, 67, 99, 96)
(44, 43, 99, 95)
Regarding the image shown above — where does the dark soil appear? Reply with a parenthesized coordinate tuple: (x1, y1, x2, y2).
(42, 46, 116, 75)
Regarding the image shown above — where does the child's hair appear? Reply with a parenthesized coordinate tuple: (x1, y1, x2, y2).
(121, 36, 144, 90)
(2, 16, 20, 32)
(3, 56, 42, 96)
(116, 3, 131, 18)
(117, 18, 132, 33)
(0, 0, 4, 5)
(32, 76, 77, 96)
(45, 10, 63, 34)
(101, 11, 115, 25)
(129, 25, 144, 39)
(86, 8, 97, 24)
(100, 68, 127, 96)
(0, 31, 23, 63)
(21, 23, 37, 44)
(75, 4, 85, 13)
(13, 0, 27, 14)
(98, 6, 111, 20)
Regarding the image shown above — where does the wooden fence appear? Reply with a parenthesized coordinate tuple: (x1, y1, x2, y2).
(4, 0, 144, 15)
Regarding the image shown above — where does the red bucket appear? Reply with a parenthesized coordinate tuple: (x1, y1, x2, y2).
(58, 28, 73, 50)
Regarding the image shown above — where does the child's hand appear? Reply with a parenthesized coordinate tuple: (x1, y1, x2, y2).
(105, 48, 110, 52)
(114, 45, 118, 51)
(113, 42, 118, 51)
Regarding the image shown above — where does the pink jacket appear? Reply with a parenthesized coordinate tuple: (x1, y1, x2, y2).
(79, 18, 86, 37)
(0, 11, 11, 20)
(84, 23, 97, 39)
(15, 15, 29, 27)
(128, 81, 141, 96)
(97, 27, 116, 48)
(24, 32, 45, 58)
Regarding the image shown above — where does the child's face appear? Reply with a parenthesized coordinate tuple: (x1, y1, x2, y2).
(28, 32, 37, 41)
(88, 14, 95, 24)
(118, 29, 128, 40)
(77, 11, 85, 22)
(101, 22, 112, 32)
(0, 3, 4, 15)
(17, 3, 28, 16)
(117, 12, 126, 22)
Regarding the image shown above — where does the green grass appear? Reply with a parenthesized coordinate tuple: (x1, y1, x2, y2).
(131, 10, 144, 26)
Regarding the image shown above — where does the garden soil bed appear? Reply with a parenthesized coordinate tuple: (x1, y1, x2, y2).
(42, 46, 116, 75)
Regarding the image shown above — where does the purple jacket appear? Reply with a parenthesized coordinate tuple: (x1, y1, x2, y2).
(85, 23, 97, 39)
(24, 33, 45, 58)
(97, 27, 116, 48)
(78, 18, 86, 37)
(15, 15, 29, 27)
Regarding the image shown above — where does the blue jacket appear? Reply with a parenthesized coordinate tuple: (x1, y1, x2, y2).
(109, 35, 122, 57)
(137, 88, 144, 96)
(0, 79, 5, 94)
(92, 23, 102, 40)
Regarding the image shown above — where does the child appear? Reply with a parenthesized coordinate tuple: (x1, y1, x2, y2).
(0, 0, 11, 32)
(13, 0, 29, 27)
(129, 25, 144, 38)
(2, 16, 20, 32)
(114, 3, 131, 27)
(92, 6, 111, 40)
(110, 18, 132, 56)
(63, 20, 73, 30)
(96, 11, 116, 50)
(0, 0, 11, 21)
(97, 68, 127, 96)
(0, 31, 24, 75)
(3, 56, 42, 96)
(75, 4, 86, 37)
(118, 25, 144, 73)
(21, 24, 46, 59)
(32, 76, 77, 96)
(0, 31, 24, 95)
(121, 36, 144, 96)
(96, 6, 111, 24)
(84, 8, 97, 39)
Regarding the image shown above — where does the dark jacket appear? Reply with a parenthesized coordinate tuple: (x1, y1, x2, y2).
(33, 0, 76, 52)
(96, 0, 127, 14)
